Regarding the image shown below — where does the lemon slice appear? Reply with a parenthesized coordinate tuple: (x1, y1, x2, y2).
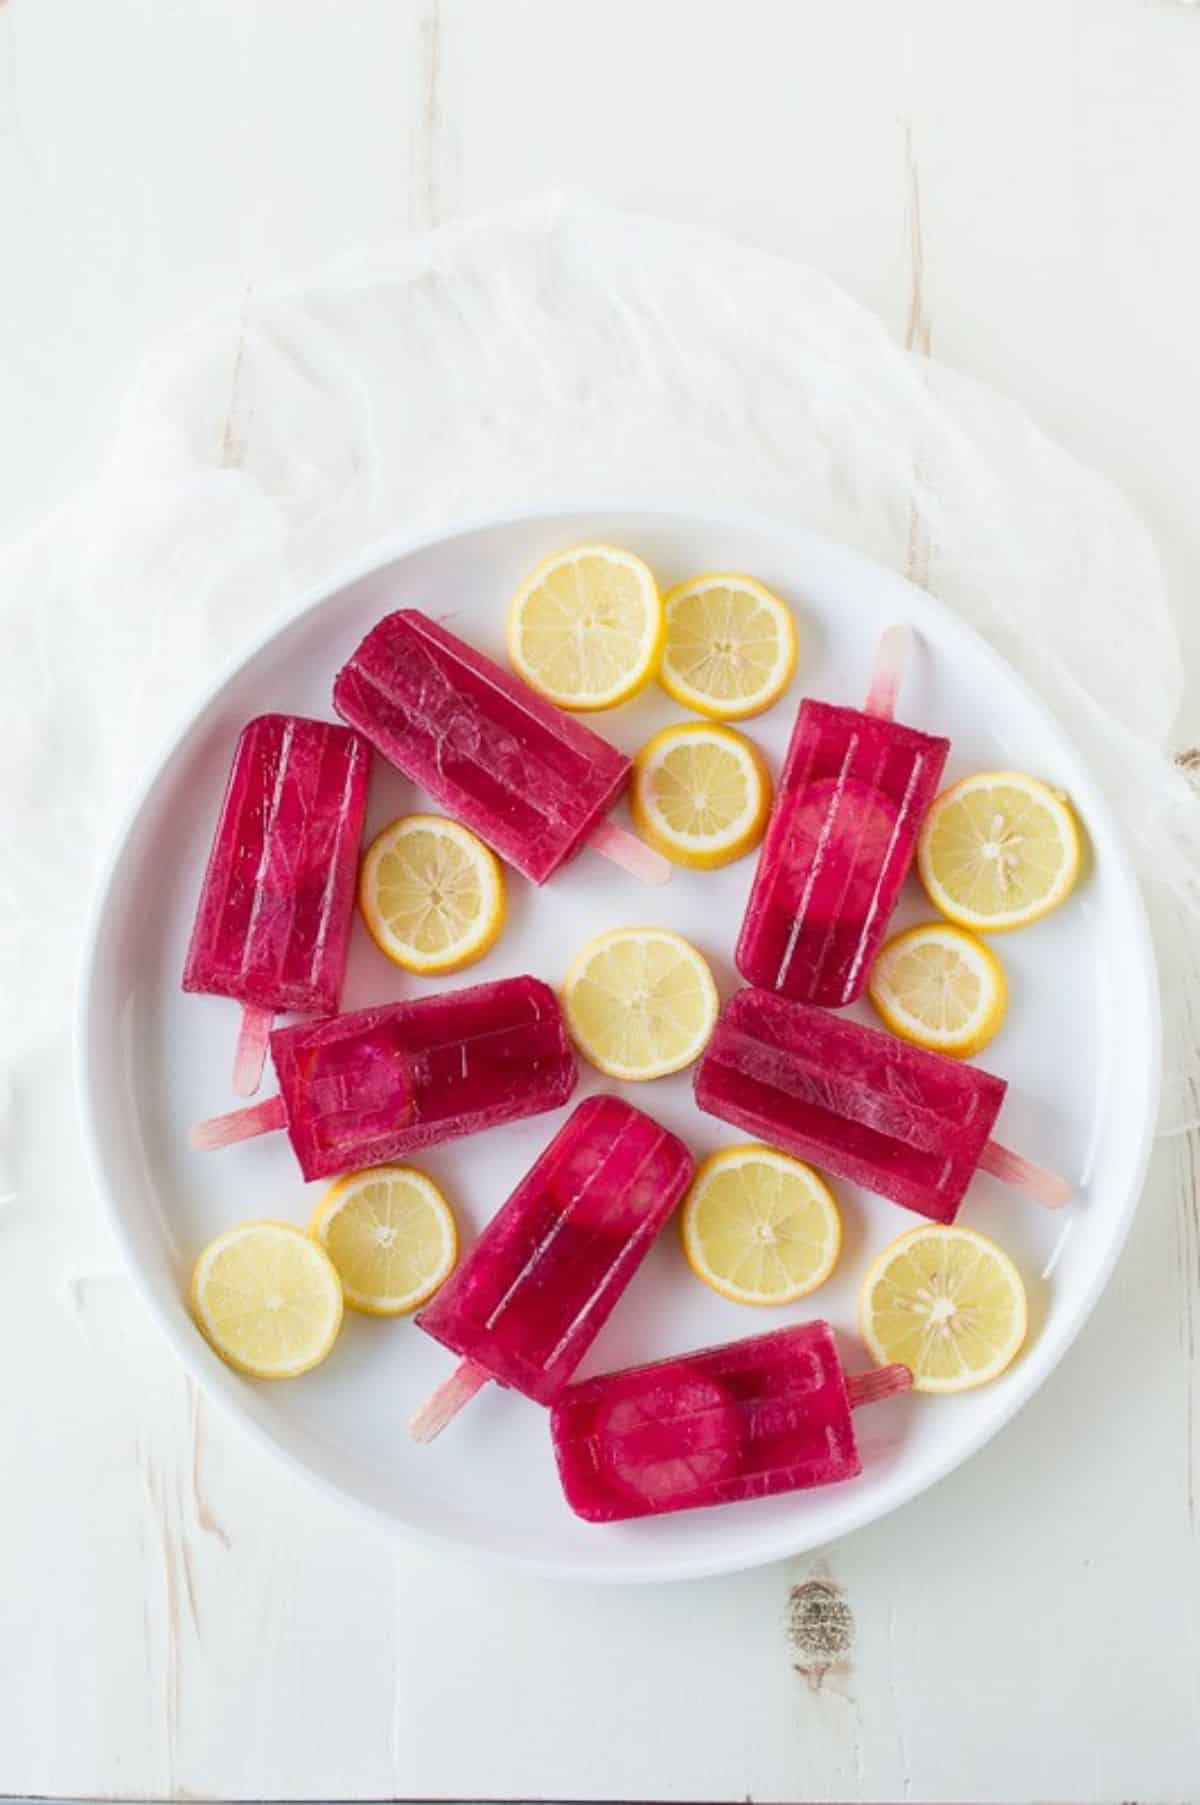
(562, 926, 719, 1080)
(631, 723, 772, 869)
(190, 1221, 344, 1379)
(859, 1223, 1027, 1393)
(506, 544, 662, 710)
(658, 573, 797, 720)
(917, 771, 1082, 932)
(868, 921, 1007, 1058)
(311, 1165, 457, 1315)
(359, 814, 505, 974)
(680, 1144, 841, 1305)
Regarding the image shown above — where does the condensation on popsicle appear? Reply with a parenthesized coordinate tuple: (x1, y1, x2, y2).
(182, 714, 371, 1096)
(332, 609, 668, 886)
(694, 988, 1071, 1220)
(551, 1319, 912, 1522)
(409, 1096, 694, 1440)
(191, 975, 578, 1182)
(736, 626, 949, 1007)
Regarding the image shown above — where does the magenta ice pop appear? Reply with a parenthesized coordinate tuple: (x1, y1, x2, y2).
(551, 1320, 912, 1522)
(192, 975, 578, 1182)
(737, 627, 949, 1006)
(183, 714, 371, 1095)
(409, 1096, 693, 1440)
(332, 609, 668, 885)
(695, 988, 1071, 1219)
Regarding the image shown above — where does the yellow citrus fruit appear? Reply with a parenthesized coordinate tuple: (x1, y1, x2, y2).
(562, 926, 719, 1081)
(658, 573, 796, 720)
(917, 771, 1082, 932)
(359, 814, 505, 975)
(311, 1165, 457, 1315)
(859, 1223, 1028, 1393)
(868, 921, 1007, 1058)
(680, 1144, 841, 1305)
(631, 722, 772, 869)
(506, 543, 662, 709)
(190, 1221, 344, 1379)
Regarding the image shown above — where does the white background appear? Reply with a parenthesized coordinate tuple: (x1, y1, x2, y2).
(5, 2, 1200, 1799)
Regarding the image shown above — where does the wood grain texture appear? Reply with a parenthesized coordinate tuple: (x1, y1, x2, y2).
(410, 1, 456, 233)
(3, 1, 1199, 1799)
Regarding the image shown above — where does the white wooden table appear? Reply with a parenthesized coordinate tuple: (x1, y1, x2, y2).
(5, 3, 1200, 1799)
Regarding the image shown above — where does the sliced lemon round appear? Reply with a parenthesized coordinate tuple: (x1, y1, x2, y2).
(658, 573, 797, 720)
(190, 1221, 344, 1379)
(562, 926, 719, 1080)
(917, 771, 1082, 932)
(631, 723, 772, 870)
(506, 543, 662, 710)
(868, 921, 1008, 1058)
(859, 1223, 1027, 1393)
(311, 1165, 457, 1315)
(359, 814, 505, 975)
(680, 1144, 841, 1305)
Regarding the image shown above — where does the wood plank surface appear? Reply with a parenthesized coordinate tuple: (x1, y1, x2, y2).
(2, 2, 1198, 1798)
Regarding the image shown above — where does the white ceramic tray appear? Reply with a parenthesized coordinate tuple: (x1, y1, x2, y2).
(77, 505, 1159, 1582)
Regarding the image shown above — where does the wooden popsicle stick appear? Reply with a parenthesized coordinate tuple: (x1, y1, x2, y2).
(587, 817, 672, 885)
(846, 1364, 912, 1408)
(979, 1139, 1072, 1207)
(862, 623, 913, 722)
(408, 1358, 491, 1443)
(232, 1004, 274, 1097)
(192, 1093, 286, 1151)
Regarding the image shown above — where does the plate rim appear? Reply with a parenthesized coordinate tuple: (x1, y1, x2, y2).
(74, 497, 1162, 1583)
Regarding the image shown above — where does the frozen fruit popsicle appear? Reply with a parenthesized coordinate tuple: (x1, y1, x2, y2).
(183, 714, 371, 1095)
(694, 988, 1071, 1220)
(551, 1319, 912, 1522)
(332, 609, 668, 885)
(737, 627, 949, 1006)
(409, 1095, 693, 1440)
(191, 975, 578, 1182)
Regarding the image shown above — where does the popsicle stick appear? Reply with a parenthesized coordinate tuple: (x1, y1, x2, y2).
(192, 1094, 286, 1151)
(409, 1359, 491, 1443)
(232, 1004, 274, 1097)
(587, 818, 671, 886)
(979, 1139, 1072, 1208)
(847, 1364, 913, 1408)
(862, 624, 912, 722)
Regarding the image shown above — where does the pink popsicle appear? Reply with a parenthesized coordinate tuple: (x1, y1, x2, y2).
(694, 988, 1070, 1219)
(183, 714, 371, 1094)
(737, 628, 949, 1006)
(551, 1320, 912, 1522)
(410, 1096, 694, 1439)
(192, 975, 578, 1182)
(332, 610, 667, 885)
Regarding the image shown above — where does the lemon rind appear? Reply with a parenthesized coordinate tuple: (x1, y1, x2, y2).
(311, 1166, 458, 1317)
(916, 771, 1082, 934)
(658, 572, 797, 722)
(506, 544, 664, 712)
(857, 1223, 1027, 1394)
(359, 814, 506, 975)
(630, 723, 772, 870)
(867, 922, 1008, 1059)
(190, 1220, 344, 1379)
(561, 926, 719, 1082)
(680, 1143, 842, 1305)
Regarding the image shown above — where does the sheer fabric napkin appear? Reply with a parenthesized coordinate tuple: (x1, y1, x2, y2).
(4, 191, 1197, 1191)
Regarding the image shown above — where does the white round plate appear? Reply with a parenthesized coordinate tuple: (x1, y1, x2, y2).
(77, 505, 1159, 1583)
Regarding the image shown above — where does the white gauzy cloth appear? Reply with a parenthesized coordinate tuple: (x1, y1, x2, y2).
(4, 192, 1198, 1159)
